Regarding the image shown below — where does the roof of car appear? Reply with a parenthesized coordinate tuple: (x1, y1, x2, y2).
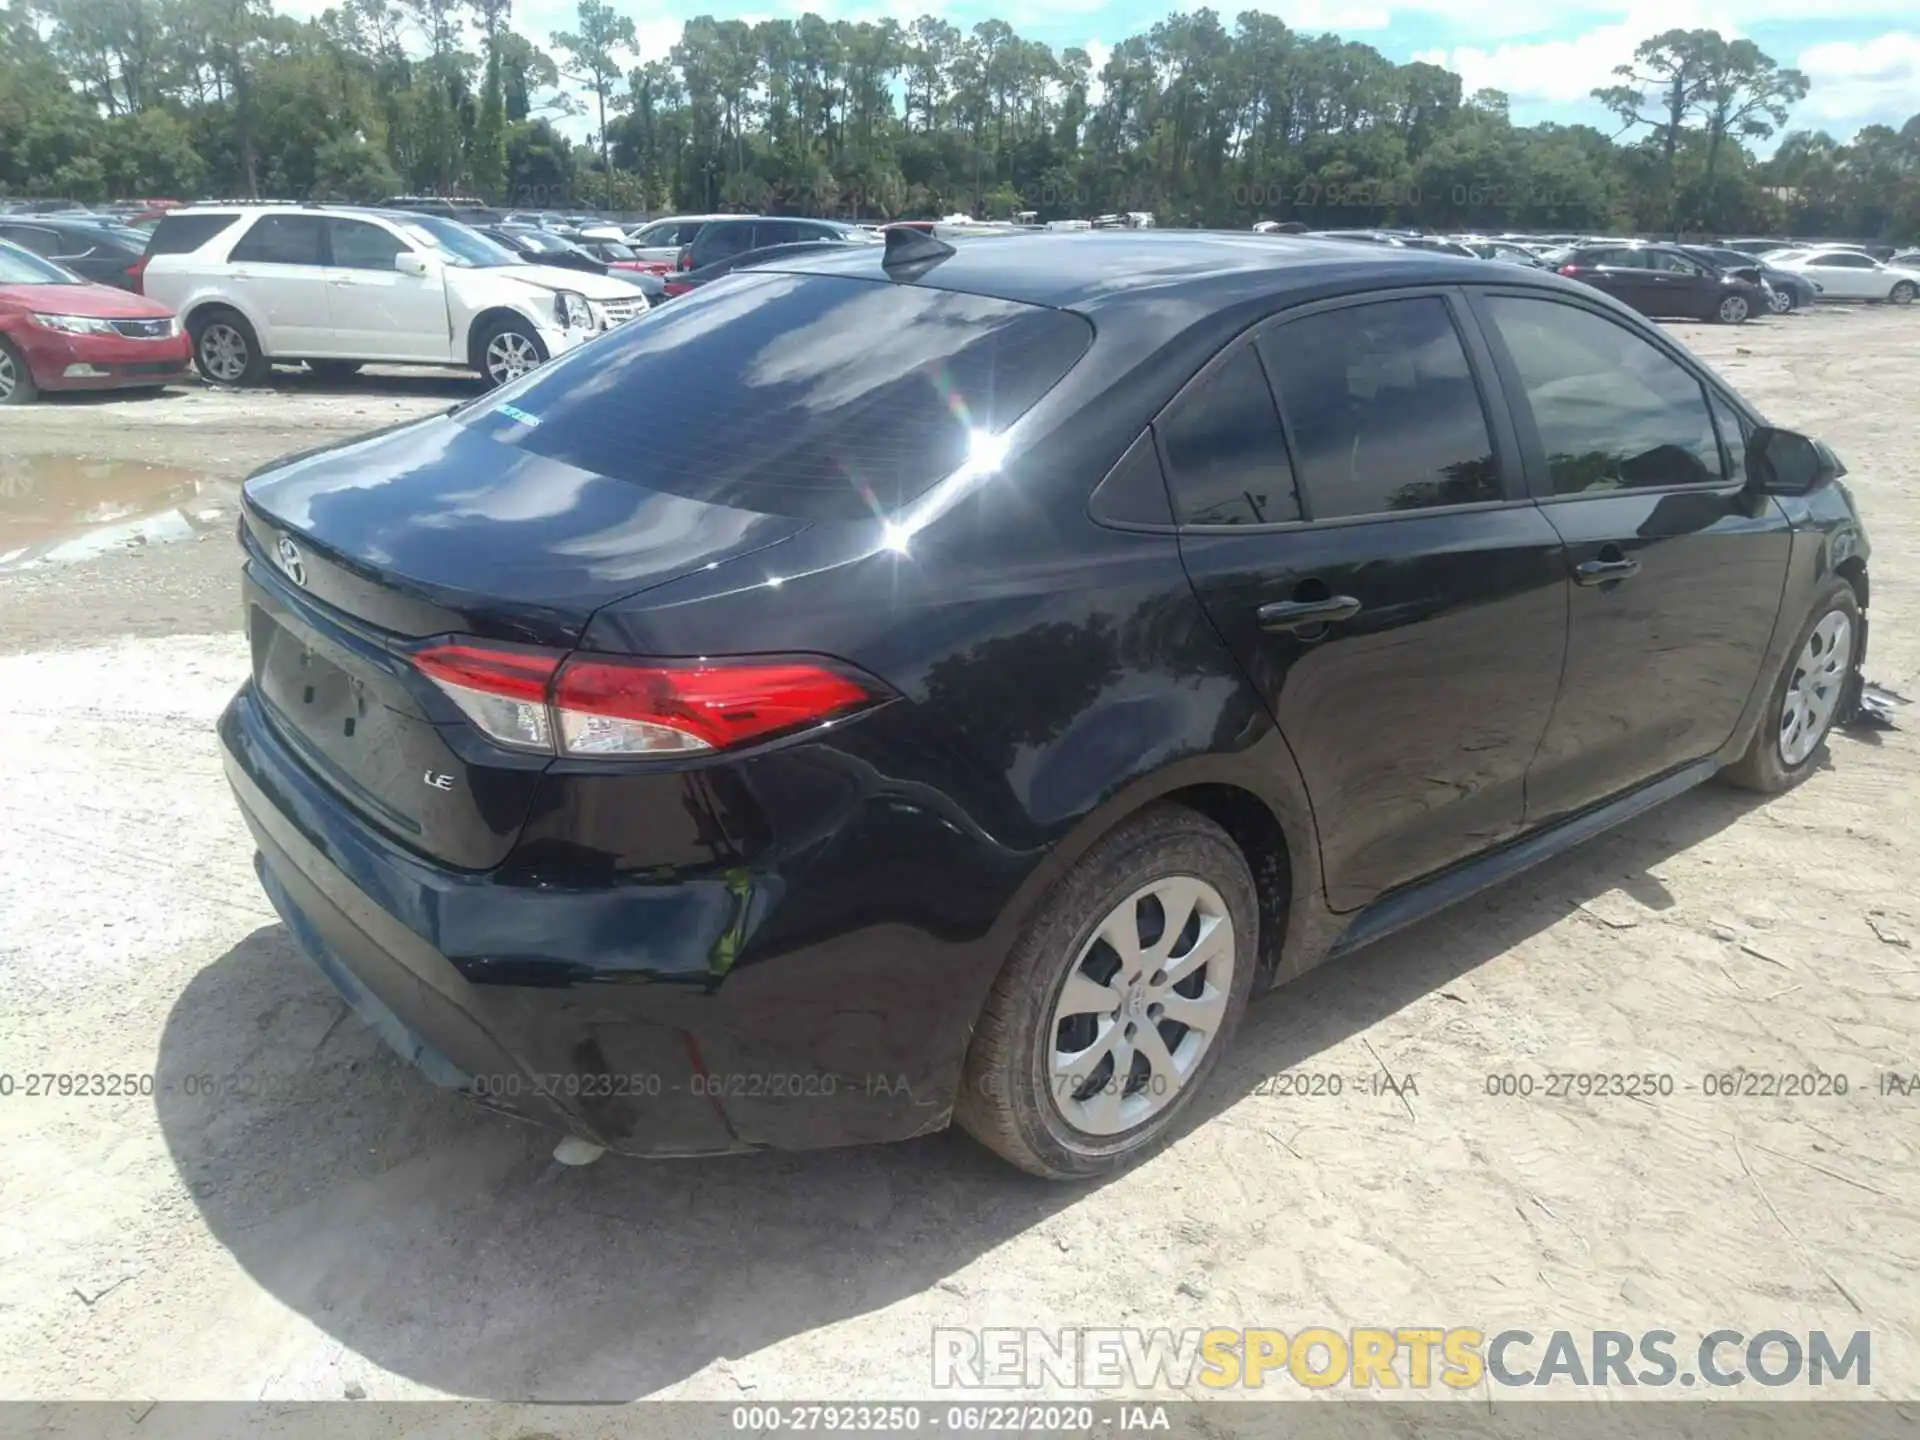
(742, 230, 1561, 315)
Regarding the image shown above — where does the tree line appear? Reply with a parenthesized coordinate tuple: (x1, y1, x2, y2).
(3, 0, 1917, 240)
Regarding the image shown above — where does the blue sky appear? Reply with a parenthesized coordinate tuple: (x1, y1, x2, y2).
(286, 0, 1920, 151)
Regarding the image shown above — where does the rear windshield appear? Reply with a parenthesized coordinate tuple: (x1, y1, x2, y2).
(457, 272, 1094, 521)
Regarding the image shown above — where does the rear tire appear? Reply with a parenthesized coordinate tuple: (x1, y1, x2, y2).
(0, 337, 38, 405)
(476, 318, 547, 389)
(1720, 579, 1860, 794)
(189, 307, 269, 387)
(306, 360, 363, 382)
(954, 804, 1259, 1181)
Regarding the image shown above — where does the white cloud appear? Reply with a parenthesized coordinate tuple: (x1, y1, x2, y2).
(1252, 0, 1392, 32)
(1796, 31, 1920, 130)
(1414, 0, 1746, 107)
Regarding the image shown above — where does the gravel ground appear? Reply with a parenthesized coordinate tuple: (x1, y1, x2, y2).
(0, 311, 1916, 1412)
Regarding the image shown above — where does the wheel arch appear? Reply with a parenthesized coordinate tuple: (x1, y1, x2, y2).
(183, 296, 265, 349)
(463, 305, 546, 371)
(985, 749, 1324, 995)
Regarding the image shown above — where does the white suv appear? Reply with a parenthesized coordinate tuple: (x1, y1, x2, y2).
(140, 204, 650, 389)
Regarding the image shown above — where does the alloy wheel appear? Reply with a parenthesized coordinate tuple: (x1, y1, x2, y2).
(0, 348, 17, 402)
(485, 331, 540, 384)
(1718, 295, 1749, 323)
(200, 324, 249, 383)
(1779, 610, 1852, 767)
(1768, 288, 1791, 314)
(1046, 875, 1235, 1137)
(1892, 282, 1916, 306)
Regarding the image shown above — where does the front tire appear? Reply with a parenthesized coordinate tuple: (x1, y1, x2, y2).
(1890, 281, 1916, 306)
(1715, 293, 1751, 324)
(0, 337, 39, 405)
(954, 804, 1259, 1180)
(477, 318, 547, 389)
(189, 308, 269, 387)
(1721, 579, 1860, 793)
(1768, 287, 1795, 315)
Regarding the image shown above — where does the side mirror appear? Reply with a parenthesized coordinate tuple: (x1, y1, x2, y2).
(1747, 425, 1843, 496)
(394, 251, 434, 278)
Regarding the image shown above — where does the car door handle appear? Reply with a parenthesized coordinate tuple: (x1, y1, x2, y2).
(1257, 595, 1363, 633)
(1575, 557, 1640, 585)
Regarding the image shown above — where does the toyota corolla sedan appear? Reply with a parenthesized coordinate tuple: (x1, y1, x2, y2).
(221, 231, 1873, 1179)
(0, 238, 189, 403)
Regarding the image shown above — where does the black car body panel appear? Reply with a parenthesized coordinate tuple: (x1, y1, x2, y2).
(221, 232, 1873, 1158)
(0, 216, 147, 289)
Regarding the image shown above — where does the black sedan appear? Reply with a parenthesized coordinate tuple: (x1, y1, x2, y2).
(1551, 242, 1767, 322)
(0, 215, 150, 291)
(221, 230, 1870, 1179)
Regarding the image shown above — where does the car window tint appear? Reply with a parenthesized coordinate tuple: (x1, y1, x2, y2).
(1157, 345, 1299, 526)
(1485, 296, 1724, 494)
(1, 226, 62, 256)
(329, 219, 406, 271)
(146, 212, 241, 256)
(1650, 251, 1703, 275)
(230, 214, 325, 266)
(755, 222, 805, 247)
(459, 273, 1093, 522)
(700, 224, 755, 261)
(1261, 297, 1500, 519)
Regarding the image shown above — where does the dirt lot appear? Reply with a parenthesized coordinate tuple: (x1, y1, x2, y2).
(1, 313, 1917, 1411)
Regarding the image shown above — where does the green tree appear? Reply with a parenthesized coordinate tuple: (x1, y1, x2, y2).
(551, 0, 632, 210)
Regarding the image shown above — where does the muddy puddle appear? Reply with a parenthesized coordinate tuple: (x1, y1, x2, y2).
(0, 456, 241, 571)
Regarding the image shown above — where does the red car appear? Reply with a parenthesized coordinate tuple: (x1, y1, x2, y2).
(0, 238, 190, 404)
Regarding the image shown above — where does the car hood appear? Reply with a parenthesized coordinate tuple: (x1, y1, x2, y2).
(486, 264, 643, 301)
(0, 282, 173, 318)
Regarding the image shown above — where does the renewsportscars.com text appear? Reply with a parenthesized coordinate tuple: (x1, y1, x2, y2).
(932, 1326, 1871, 1391)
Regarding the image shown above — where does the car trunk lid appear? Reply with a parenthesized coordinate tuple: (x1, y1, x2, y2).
(238, 413, 809, 868)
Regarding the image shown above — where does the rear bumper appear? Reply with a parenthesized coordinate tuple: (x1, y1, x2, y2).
(219, 683, 978, 1157)
(20, 327, 191, 390)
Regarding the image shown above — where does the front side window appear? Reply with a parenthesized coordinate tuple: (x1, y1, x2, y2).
(1157, 344, 1299, 526)
(230, 214, 326, 266)
(329, 219, 407, 271)
(1649, 251, 1705, 275)
(1261, 296, 1501, 519)
(1484, 295, 1724, 495)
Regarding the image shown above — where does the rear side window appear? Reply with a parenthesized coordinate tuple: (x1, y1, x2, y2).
(460, 273, 1093, 521)
(1157, 345, 1299, 526)
(1484, 295, 1723, 494)
(695, 223, 755, 264)
(146, 212, 242, 256)
(230, 215, 325, 266)
(0, 225, 61, 257)
(1261, 297, 1500, 519)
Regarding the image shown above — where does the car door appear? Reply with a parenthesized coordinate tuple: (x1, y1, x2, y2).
(1173, 290, 1568, 912)
(323, 217, 452, 362)
(223, 214, 332, 355)
(1801, 251, 1878, 298)
(1467, 288, 1793, 827)
(1644, 248, 1716, 317)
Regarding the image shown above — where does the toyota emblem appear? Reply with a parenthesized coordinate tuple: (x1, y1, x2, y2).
(274, 535, 307, 588)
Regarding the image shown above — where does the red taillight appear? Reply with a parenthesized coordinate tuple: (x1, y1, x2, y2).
(412, 641, 886, 757)
(676, 246, 693, 272)
(127, 255, 150, 294)
(1557, 264, 1580, 276)
(663, 279, 693, 297)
